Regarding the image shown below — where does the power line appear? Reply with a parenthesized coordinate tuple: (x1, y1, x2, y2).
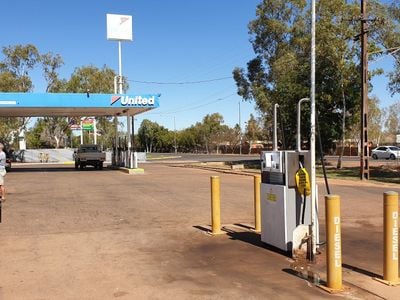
(369, 46, 400, 56)
(160, 85, 236, 113)
(126, 76, 232, 85)
(146, 93, 236, 115)
(370, 47, 400, 65)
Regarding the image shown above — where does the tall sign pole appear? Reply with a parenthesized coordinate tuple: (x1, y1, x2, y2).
(107, 14, 133, 167)
(118, 41, 123, 94)
(310, 0, 317, 258)
(360, 0, 370, 180)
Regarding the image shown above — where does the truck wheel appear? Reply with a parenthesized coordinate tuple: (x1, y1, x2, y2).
(99, 162, 103, 170)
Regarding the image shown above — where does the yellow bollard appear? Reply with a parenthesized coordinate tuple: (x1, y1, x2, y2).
(210, 176, 222, 235)
(377, 191, 400, 285)
(325, 194, 343, 292)
(254, 175, 261, 232)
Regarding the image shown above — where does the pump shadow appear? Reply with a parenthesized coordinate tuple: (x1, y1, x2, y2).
(233, 223, 254, 231)
(282, 268, 325, 286)
(342, 263, 381, 279)
(193, 225, 212, 234)
(193, 223, 293, 257)
(223, 226, 292, 258)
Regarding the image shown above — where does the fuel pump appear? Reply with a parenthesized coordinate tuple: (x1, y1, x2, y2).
(260, 99, 318, 254)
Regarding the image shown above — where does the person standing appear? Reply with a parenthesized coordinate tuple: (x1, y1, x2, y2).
(0, 143, 7, 201)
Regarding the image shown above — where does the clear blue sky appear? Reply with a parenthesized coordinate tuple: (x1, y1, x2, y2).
(0, 0, 260, 132)
(0, 0, 397, 132)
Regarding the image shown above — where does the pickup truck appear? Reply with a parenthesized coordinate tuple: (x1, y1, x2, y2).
(74, 144, 106, 170)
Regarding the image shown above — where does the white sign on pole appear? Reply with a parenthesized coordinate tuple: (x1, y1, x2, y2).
(106, 14, 133, 41)
(396, 134, 400, 144)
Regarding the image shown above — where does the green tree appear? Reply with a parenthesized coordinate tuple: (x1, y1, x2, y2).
(65, 65, 128, 148)
(178, 125, 202, 152)
(0, 71, 20, 91)
(25, 119, 48, 148)
(221, 124, 241, 153)
(41, 52, 65, 92)
(201, 113, 224, 153)
(66, 65, 122, 93)
(0, 44, 40, 92)
(40, 117, 70, 148)
(245, 114, 263, 153)
(154, 126, 174, 152)
(384, 103, 400, 143)
(233, 0, 393, 155)
(368, 96, 385, 146)
(212, 124, 230, 154)
(372, 2, 400, 95)
(39, 52, 70, 148)
(0, 44, 41, 147)
(138, 119, 158, 153)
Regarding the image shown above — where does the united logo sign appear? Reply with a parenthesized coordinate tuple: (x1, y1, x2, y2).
(111, 95, 121, 105)
(110, 95, 156, 106)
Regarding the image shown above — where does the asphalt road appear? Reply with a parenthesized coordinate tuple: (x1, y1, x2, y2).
(148, 152, 400, 166)
(148, 153, 260, 162)
(0, 163, 399, 299)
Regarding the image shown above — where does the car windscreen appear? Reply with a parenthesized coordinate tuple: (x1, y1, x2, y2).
(79, 147, 100, 152)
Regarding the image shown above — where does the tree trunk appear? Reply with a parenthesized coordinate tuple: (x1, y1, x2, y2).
(248, 140, 252, 155)
(54, 136, 60, 149)
(337, 83, 346, 169)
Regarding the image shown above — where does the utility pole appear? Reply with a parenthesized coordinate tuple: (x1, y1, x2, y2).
(360, 0, 370, 180)
(239, 101, 242, 155)
(310, 0, 317, 258)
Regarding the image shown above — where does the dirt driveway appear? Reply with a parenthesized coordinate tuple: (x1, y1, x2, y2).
(0, 163, 399, 299)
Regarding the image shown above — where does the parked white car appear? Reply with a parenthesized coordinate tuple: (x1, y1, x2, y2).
(74, 144, 106, 170)
(371, 146, 400, 160)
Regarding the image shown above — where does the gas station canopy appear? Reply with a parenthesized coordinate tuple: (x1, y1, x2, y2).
(0, 93, 160, 117)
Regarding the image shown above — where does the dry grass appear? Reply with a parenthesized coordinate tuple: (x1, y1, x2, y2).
(317, 165, 400, 184)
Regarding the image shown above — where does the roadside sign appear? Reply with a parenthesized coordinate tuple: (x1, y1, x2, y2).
(70, 124, 81, 130)
(396, 134, 400, 144)
(106, 14, 133, 41)
(82, 119, 94, 130)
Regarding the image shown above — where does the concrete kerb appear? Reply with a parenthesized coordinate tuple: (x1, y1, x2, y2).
(147, 155, 182, 161)
(13, 161, 144, 174)
(173, 164, 260, 177)
(107, 165, 145, 175)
